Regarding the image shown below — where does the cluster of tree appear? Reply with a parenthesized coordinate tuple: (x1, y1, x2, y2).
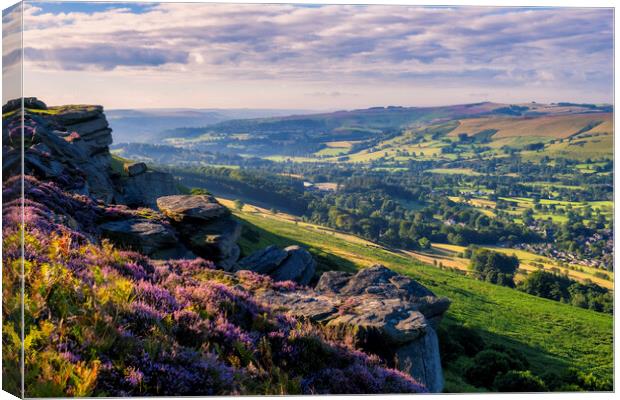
(306, 192, 539, 251)
(518, 270, 613, 314)
(466, 247, 519, 287)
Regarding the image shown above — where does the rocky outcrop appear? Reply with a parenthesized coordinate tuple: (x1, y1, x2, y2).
(157, 195, 241, 270)
(3, 106, 117, 202)
(2, 98, 179, 206)
(2, 97, 48, 113)
(253, 265, 450, 392)
(237, 245, 316, 285)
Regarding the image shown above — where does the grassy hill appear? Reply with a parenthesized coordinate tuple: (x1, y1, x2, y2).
(220, 199, 613, 392)
(449, 113, 613, 139)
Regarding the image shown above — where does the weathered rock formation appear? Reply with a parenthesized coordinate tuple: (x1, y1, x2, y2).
(253, 265, 450, 392)
(157, 195, 241, 270)
(99, 218, 195, 259)
(116, 170, 180, 208)
(237, 244, 316, 285)
(2, 98, 179, 206)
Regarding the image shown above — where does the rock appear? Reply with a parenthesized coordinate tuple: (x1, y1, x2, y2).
(53, 106, 104, 125)
(2, 97, 47, 113)
(396, 328, 443, 394)
(12, 112, 117, 203)
(273, 245, 316, 285)
(237, 245, 316, 285)
(99, 218, 178, 256)
(237, 245, 288, 274)
(252, 265, 450, 392)
(117, 171, 180, 208)
(157, 194, 241, 270)
(157, 195, 229, 222)
(185, 217, 242, 271)
(64, 115, 109, 136)
(124, 162, 147, 176)
(317, 265, 448, 328)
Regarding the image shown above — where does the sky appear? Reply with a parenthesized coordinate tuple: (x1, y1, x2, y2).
(2, 1, 614, 109)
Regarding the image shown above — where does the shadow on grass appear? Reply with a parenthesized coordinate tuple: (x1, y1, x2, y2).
(441, 317, 571, 393)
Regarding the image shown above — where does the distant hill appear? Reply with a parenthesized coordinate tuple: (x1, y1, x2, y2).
(449, 112, 613, 139)
(107, 108, 317, 143)
(154, 102, 612, 158)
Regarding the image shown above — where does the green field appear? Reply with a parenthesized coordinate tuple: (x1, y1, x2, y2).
(229, 206, 613, 391)
(426, 168, 481, 176)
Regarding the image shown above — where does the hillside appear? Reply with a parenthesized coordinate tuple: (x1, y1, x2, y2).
(151, 102, 612, 159)
(449, 113, 613, 139)
(219, 199, 613, 391)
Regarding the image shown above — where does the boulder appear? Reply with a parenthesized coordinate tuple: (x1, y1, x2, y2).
(157, 195, 241, 270)
(117, 171, 180, 208)
(185, 218, 242, 271)
(124, 162, 147, 176)
(237, 245, 288, 274)
(252, 265, 450, 392)
(157, 195, 229, 222)
(236, 245, 316, 285)
(99, 218, 178, 256)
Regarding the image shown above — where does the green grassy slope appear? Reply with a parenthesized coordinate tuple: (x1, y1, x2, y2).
(231, 209, 613, 391)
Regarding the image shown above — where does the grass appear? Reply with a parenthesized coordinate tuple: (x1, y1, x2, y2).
(225, 203, 613, 389)
(110, 154, 133, 177)
(522, 133, 613, 161)
(315, 147, 349, 156)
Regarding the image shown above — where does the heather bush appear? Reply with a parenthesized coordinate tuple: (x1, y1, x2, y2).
(2, 175, 425, 396)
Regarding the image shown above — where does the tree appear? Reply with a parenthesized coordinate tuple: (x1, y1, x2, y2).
(469, 248, 519, 287)
(494, 370, 547, 392)
(465, 350, 512, 388)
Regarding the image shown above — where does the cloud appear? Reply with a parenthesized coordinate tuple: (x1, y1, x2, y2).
(25, 46, 189, 70)
(16, 2, 614, 107)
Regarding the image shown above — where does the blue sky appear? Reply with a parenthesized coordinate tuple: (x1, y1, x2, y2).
(6, 2, 614, 109)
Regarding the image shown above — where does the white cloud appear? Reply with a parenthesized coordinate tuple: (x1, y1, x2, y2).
(16, 3, 613, 108)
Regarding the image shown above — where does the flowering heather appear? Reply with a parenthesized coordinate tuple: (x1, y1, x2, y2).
(2, 175, 426, 396)
(64, 131, 81, 142)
